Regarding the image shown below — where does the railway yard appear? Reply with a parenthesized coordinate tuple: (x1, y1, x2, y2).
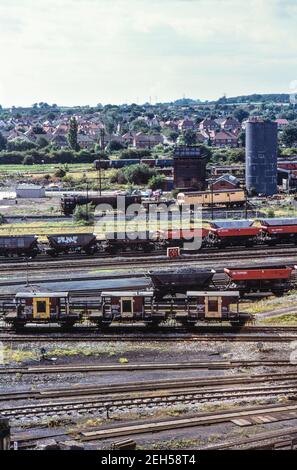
(1, 196, 297, 452)
(1, 227, 297, 452)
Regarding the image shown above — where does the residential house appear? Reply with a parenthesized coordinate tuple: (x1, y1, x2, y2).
(199, 118, 219, 132)
(210, 174, 240, 191)
(178, 118, 195, 131)
(221, 117, 241, 132)
(133, 132, 163, 149)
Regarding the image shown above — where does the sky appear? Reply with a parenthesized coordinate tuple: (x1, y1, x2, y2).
(0, 0, 296, 107)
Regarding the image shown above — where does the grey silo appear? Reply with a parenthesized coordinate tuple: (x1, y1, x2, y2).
(245, 120, 278, 195)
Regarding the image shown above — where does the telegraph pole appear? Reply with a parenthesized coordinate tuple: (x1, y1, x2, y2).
(97, 128, 105, 196)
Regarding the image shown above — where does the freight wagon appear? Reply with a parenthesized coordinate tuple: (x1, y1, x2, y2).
(89, 290, 243, 327)
(5, 292, 81, 329)
(224, 265, 293, 296)
(154, 228, 209, 249)
(148, 267, 216, 298)
(5, 289, 245, 328)
(0, 235, 39, 258)
(46, 233, 98, 256)
(104, 231, 156, 254)
(259, 218, 297, 245)
(61, 194, 142, 215)
(176, 189, 246, 208)
(208, 220, 261, 248)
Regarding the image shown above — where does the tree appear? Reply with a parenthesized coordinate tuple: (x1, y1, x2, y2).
(106, 140, 124, 152)
(148, 174, 166, 190)
(238, 131, 246, 147)
(168, 130, 179, 142)
(123, 164, 155, 185)
(7, 139, 36, 151)
(36, 136, 49, 148)
(0, 132, 7, 151)
(281, 126, 297, 147)
(233, 108, 249, 123)
(32, 125, 46, 134)
(179, 129, 197, 146)
(67, 117, 80, 151)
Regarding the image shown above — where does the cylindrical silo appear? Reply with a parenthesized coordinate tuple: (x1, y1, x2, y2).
(245, 119, 278, 195)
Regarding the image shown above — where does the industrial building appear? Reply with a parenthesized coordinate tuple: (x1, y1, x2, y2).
(277, 160, 297, 190)
(245, 119, 278, 196)
(173, 145, 207, 191)
(16, 184, 46, 198)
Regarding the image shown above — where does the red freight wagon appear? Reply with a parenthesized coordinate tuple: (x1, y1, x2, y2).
(259, 218, 297, 245)
(154, 228, 209, 249)
(224, 265, 293, 296)
(209, 220, 260, 248)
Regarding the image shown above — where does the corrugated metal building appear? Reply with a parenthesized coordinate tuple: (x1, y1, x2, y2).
(16, 184, 46, 198)
(245, 119, 278, 195)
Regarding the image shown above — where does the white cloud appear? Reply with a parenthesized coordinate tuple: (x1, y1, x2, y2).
(0, 0, 296, 105)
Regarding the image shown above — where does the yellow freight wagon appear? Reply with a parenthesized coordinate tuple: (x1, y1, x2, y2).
(177, 189, 246, 207)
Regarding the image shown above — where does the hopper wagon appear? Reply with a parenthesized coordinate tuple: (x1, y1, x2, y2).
(46, 233, 98, 256)
(224, 265, 293, 296)
(259, 218, 297, 245)
(148, 267, 216, 298)
(0, 235, 39, 258)
(208, 220, 261, 248)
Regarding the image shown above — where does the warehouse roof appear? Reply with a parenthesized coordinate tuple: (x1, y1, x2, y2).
(16, 184, 44, 190)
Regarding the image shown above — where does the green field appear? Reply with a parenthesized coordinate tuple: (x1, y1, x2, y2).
(0, 163, 93, 173)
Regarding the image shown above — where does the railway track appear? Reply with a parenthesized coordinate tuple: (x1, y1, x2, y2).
(10, 402, 297, 444)
(0, 359, 293, 376)
(0, 245, 297, 275)
(1, 324, 297, 342)
(3, 373, 297, 421)
(204, 427, 297, 450)
(0, 333, 296, 342)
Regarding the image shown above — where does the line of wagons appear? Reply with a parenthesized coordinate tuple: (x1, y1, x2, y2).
(4, 265, 294, 329)
(2, 217, 297, 258)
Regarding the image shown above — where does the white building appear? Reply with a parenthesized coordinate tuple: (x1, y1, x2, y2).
(16, 184, 46, 198)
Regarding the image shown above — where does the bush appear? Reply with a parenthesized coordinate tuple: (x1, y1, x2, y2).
(123, 164, 156, 185)
(267, 208, 275, 218)
(148, 174, 166, 190)
(23, 155, 34, 165)
(109, 169, 127, 184)
(73, 203, 94, 224)
(119, 148, 151, 160)
(54, 168, 66, 178)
